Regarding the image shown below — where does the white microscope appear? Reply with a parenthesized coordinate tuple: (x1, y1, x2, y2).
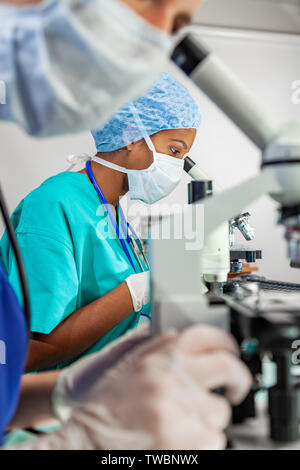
(150, 34, 300, 449)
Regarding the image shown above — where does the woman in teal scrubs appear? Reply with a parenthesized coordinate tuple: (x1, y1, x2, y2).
(0, 73, 201, 371)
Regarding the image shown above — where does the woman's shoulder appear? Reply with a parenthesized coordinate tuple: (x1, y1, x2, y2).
(24, 171, 90, 206)
(39, 171, 90, 196)
(16, 172, 92, 234)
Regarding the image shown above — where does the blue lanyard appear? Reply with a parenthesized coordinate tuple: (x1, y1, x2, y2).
(86, 160, 137, 273)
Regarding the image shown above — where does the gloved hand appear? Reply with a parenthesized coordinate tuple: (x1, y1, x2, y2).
(52, 325, 152, 422)
(17, 325, 252, 450)
(125, 271, 150, 312)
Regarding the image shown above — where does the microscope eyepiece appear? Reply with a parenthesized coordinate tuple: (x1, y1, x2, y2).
(171, 35, 209, 76)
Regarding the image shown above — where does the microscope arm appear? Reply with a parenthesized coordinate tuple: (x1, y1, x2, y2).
(172, 35, 279, 150)
(172, 35, 300, 204)
(173, 34, 300, 265)
(201, 168, 282, 237)
(183, 156, 281, 237)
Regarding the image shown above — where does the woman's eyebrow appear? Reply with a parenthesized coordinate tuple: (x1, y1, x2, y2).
(170, 139, 188, 150)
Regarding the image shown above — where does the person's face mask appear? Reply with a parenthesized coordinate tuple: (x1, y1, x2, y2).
(92, 137, 184, 204)
(0, 0, 173, 137)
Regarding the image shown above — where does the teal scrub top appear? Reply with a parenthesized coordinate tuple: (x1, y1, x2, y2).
(0, 172, 150, 369)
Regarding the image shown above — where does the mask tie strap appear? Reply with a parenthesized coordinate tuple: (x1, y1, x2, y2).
(92, 156, 130, 174)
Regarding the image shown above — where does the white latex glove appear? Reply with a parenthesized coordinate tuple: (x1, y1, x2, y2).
(15, 325, 252, 450)
(125, 271, 150, 312)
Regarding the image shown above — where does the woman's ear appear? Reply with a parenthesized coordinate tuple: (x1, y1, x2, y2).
(126, 143, 135, 152)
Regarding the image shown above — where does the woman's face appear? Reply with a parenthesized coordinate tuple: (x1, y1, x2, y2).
(126, 128, 197, 170)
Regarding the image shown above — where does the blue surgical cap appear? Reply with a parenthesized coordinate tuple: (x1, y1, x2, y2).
(91, 73, 201, 152)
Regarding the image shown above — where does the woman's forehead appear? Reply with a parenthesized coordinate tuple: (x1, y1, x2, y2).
(154, 128, 197, 145)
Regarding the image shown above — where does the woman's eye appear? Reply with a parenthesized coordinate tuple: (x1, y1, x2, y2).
(170, 147, 180, 155)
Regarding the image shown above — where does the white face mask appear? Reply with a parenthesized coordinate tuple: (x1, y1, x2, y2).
(92, 137, 184, 204)
(0, 0, 172, 137)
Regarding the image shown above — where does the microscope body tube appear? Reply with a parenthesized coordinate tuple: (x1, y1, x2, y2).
(172, 36, 279, 150)
(184, 156, 222, 192)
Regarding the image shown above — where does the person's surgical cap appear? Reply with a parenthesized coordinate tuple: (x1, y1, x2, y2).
(91, 73, 201, 153)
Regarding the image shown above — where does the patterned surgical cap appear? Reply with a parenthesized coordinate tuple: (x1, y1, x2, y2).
(91, 73, 201, 152)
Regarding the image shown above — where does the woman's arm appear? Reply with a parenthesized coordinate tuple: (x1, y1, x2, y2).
(8, 371, 60, 430)
(26, 281, 135, 372)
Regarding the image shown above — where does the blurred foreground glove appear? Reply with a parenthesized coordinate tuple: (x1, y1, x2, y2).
(125, 271, 150, 312)
(15, 325, 252, 450)
(52, 326, 152, 422)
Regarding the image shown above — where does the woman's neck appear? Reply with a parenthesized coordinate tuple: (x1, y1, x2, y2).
(80, 160, 128, 207)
